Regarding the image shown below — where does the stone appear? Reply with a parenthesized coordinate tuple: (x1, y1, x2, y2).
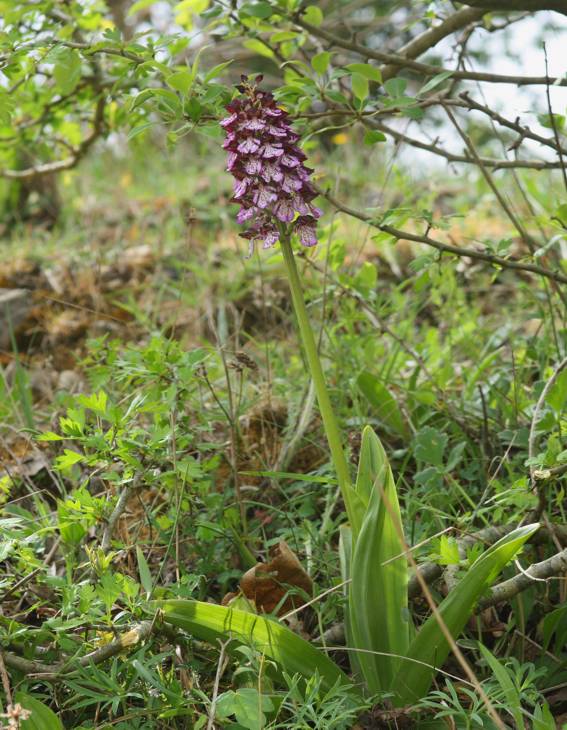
(0, 288, 32, 348)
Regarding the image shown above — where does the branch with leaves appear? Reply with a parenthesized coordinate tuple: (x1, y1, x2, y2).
(316, 186, 567, 286)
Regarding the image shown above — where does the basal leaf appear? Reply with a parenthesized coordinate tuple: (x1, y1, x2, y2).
(392, 524, 539, 705)
(156, 599, 357, 696)
(349, 428, 409, 693)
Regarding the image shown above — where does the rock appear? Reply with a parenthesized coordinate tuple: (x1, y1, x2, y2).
(0, 288, 32, 348)
(58, 369, 84, 393)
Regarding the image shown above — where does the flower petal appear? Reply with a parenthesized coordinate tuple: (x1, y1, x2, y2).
(261, 143, 284, 159)
(253, 185, 277, 209)
(244, 157, 263, 175)
(233, 178, 248, 198)
(237, 137, 261, 154)
(295, 216, 317, 247)
(274, 198, 295, 222)
(237, 206, 255, 223)
(220, 113, 237, 128)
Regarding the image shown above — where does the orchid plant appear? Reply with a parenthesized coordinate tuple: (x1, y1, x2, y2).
(157, 78, 539, 716)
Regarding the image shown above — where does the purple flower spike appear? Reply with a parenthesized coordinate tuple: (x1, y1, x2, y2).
(221, 74, 321, 252)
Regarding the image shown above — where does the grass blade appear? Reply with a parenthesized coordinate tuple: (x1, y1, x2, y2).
(478, 643, 525, 729)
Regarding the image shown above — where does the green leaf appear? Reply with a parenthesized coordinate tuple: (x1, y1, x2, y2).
(338, 525, 363, 679)
(363, 129, 386, 145)
(128, 121, 155, 140)
(532, 701, 556, 730)
(242, 38, 274, 59)
(413, 426, 447, 467)
(478, 644, 525, 730)
(438, 535, 460, 566)
(546, 367, 567, 413)
(538, 112, 565, 130)
(240, 2, 273, 19)
(127, 0, 157, 15)
(175, 0, 209, 28)
(345, 63, 382, 83)
(312, 51, 331, 75)
(349, 427, 409, 692)
(166, 70, 194, 95)
(556, 203, 567, 224)
(136, 546, 153, 597)
(391, 523, 540, 705)
(16, 694, 64, 730)
(204, 60, 233, 82)
(37, 431, 65, 441)
(53, 49, 81, 95)
(0, 88, 14, 124)
(59, 521, 86, 546)
(156, 599, 357, 695)
(384, 77, 407, 98)
(351, 426, 385, 536)
(351, 73, 369, 101)
(357, 372, 408, 437)
(303, 5, 323, 26)
(216, 688, 274, 730)
(419, 71, 453, 96)
(271, 31, 298, 42)
(77, 390, 107, 415)
(54, 449, 84, 470)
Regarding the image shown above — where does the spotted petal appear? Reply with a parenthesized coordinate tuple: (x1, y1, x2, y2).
(237, 137, 261, 154)
(274, 198, 296, 222)
(295, 217, 317, 247)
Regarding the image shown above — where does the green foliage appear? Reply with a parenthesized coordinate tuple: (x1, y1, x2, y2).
(1, 0, 567, 726)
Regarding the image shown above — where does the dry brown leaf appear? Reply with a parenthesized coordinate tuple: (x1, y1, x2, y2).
(235, 540, 313, 616)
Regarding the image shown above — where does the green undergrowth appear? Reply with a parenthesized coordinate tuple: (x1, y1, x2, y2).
(0, 144, 566, 729)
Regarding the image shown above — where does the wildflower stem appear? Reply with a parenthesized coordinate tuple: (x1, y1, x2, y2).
(279, 233, 353, 522)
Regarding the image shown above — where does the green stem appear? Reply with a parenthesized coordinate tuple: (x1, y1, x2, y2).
(279, 233, 353, 524)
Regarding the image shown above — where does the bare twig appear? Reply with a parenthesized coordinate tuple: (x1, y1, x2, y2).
(455, 91, 567, 157)
(206, 640, 230, 730)
(443, 104, 533, 246)
(543, 43, 567, 193)
(364, 118, 565, 170)
(478, 546, 567, 608)
(294, 17, 567, 87)
(380, 7, 487, 81)
(0, 652, 12, 705)
(454, 0, 567, 16)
